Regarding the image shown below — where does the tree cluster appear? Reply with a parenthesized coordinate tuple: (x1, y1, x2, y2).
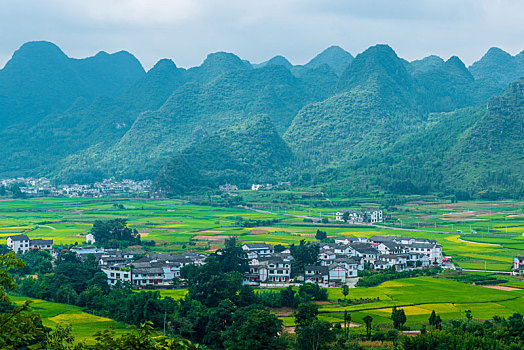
(89, 218, 140, 249)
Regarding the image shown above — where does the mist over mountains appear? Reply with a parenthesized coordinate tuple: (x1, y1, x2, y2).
(0, 41, 523, 198)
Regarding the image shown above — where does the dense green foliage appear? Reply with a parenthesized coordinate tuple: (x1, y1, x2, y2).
(155, 115, 294, 192)
(89, 218, 140, 249)
(402, 314, 524, 350)
(356, 266, 441, 287)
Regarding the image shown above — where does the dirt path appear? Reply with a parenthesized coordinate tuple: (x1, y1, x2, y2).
(483, 285, 522, 291)
(457, 238, 501, 246)
(39, 225, 56, 230)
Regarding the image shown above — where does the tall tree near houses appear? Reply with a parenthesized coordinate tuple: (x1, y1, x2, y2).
(342, 285, 349, 302)
(363, 315, 373, 340)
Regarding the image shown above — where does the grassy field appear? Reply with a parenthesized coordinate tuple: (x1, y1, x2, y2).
(316, 277, 524, 328)
(1, 197, 523, 270)
(10, 295, 130, 342)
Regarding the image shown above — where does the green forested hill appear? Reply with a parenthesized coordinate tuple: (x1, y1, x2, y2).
(292, 45, 354, 76)
(0, 41, 144, 130)
(0, 41, 523, 198)
(82, 64, 333, 180)
(0, 58, 187, 179)
(155, 115, 293, 193)
(469, 47, 524, 87)
(285, 44, 423, 168)
(322, 79, 524, 198)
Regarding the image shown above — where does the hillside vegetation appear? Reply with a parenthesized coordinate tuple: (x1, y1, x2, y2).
(0, 41, 523, 197)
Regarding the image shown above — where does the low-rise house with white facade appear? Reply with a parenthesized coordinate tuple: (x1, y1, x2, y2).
(305, 265, 329, 284)
(242, 243, 274, 259)
(6, 235, 30, 254)
(258, 256, 291, 285)
(379, 254, 407, 271)
(328, 264, 347, 284)
(86, 233, 96, 244)
(350, 243, 380, 264)
(514, 255, 524, 275)
(29, 239, 53, 251)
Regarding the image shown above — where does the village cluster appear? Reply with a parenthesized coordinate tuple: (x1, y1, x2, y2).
(242, 235, 443, 287)
(7, 231, 447, 288)
(0, 177, 152, 197)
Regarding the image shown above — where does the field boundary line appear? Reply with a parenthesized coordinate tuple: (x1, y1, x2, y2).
(320, 296, 523, 314)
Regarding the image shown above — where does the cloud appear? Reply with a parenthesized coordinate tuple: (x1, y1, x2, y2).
(0, 0, 522, 70)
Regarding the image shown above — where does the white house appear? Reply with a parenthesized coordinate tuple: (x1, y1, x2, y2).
(406, 242, 443, 264)
(335, 210, 364, 223)
(328, 264, 347, 284)
(102, 267, 132, 285)
(242, 243, 274, 259)
(365, 210, 383, 223)
(258, 257, 291, 284)
(7, 235, 30, 254)
(29, 239, 53, 251)
(86, 233, 96, 244)
(132, 267, 165, 287)
(514, 256, 524, 275)
(334, 257, 361, 276)
(305, 265, 329, 284)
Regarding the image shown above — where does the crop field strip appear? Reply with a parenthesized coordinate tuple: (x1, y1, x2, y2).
(9, 295, 130, 342)
(0, 198, 523, 270)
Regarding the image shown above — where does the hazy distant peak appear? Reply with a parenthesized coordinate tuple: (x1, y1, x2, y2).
(305, 45, 353, 75)
(8, 41, 68, 65)
(150, 58, 177, 71)
(202, 51, 245, 67)
(445, 56, 467, 68)
(266, 55, 293, 68)
(484, 47, 512, 59)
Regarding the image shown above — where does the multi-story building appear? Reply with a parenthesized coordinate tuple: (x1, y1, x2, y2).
(242, 243, 274, 259)
(258, 256, 291, 284)
(29, 239, 53, 251)
(7, 235, 30, 254)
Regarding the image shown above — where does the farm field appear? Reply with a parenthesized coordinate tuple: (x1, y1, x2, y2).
(301, 277, 524, 328)
(0, 197, 523, 270)
(9, 295, 130, 342)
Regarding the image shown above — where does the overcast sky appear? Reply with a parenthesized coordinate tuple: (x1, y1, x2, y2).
(0, 0, 523, 70)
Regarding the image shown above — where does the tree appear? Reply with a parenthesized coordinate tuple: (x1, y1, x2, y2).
(280, 286, 296, 308)
(398, 309, 407, 330)
(215, 236, 249, 273)
(296, 319, 332, 350)
(10, 185, 26, 199)
(294, 302, 319, 327)
(363, 315, 373, 340)
(0, 251, 48, 348)
(342, 211, 349, 223)
(342, 285, 349, 302)
(465, 309, 472, 322)
(435, 315, 442, 330)
(315, 230, 327, 241)
(392, 306, 407, 330)
(290, 240, 319, 273)
(89, 218, 140, 248)
(429, 310, 437, 328)
(223, 308, 285, 350)
(298, 283, 327, 302)
(343, 310, 351, 340)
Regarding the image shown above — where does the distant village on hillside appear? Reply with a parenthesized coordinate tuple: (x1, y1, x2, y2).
(0, 177, 152, 197)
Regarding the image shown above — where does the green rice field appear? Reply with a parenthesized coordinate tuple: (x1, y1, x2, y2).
(9, 295, 130, 342)
(0, 197, 523, 270)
